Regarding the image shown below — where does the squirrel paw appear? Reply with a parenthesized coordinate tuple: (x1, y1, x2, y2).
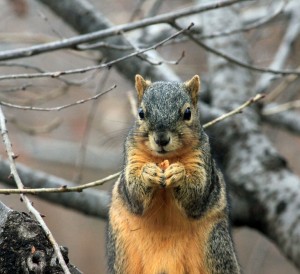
(141, 163, 165, 187)
(164, 163, 186, 188)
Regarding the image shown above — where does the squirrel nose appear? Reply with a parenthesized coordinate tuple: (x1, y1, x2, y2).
(154, 132, 170, 147)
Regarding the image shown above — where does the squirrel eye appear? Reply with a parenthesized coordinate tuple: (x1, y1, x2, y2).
(183, 107, 191, 120)
(138, 108, 145, 120)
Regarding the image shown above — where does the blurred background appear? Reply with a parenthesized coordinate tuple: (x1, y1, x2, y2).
(0, 0, 300, 273)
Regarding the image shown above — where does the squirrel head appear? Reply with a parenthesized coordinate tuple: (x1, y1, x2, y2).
(134, 75, 201, 157)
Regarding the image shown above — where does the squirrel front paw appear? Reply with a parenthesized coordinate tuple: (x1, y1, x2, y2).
(141, 163, 165, 187)
(164, 163, 186, 188)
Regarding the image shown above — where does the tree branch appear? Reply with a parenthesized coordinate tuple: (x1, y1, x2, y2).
(0, 93, 265, 195)
(255, 2, 300, 93)
(173, 21, 300, 76)
(0, 106, 71, 274)
(201, 2, 300, 269)
(0, 158, 111, 219)
(0, 200, 82, 273)
(0, 84, 117, 111)
(0, 25, 191, 81)
(203, 93, 265, 129)
(0, 172, 120, 194)
(0, 0, 243, 61)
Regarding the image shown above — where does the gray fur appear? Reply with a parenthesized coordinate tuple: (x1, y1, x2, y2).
(206, 220, 240, 274)
(107, 79, 240, 274)
(142, 82, 193, 132)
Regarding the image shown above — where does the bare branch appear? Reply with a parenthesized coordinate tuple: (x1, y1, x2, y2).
(0, 172, 120, 194)
(203, 93, 265, 129)
(0, 158, 111, 219)
(120, 30, 185, 66)
(0, 0, 243, 61)
(0, 93, 266, 194)
(200, 0, 286, 40)
(172, 22, 300, 76)
(0, 84, 117, 111)
(0, 107, 71, 274)
(0, 61, 98, 86)
(0, 25, 192, 81)
(256, 3, 300, 93)
(201, 3, 300, 269)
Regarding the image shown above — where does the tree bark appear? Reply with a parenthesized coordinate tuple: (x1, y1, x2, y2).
(0, 159, 110, 219)
(0, 201, 82, 274)
(200, 1, 300, 269)
(37, 0, 180, 82)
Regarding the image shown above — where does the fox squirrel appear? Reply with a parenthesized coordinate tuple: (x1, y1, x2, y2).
(106, 75, 240, 274)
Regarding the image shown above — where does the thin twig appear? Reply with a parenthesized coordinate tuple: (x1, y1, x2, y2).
(200, 0, 286, 40)
(120, 30, 185, 66)
(0, 25, 193, 81)
(172, 22, 300, 76)
(0, 172, 121, 194)
(0, 85, 117, 111)
(0, 62, 97, 86)
(0, 93, 265, 195)
(0, 0, 244, 61)
(140, 1, 284, 49)
(0, 106, 71, 274)
(203, 94, 265, 129)
(262, 100, 300, 115)
(256, 3, 300, 93)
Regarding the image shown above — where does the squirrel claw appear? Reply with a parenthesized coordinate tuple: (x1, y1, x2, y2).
(164, 163, 186, 188)
(159, 177, 166, 188)
(141, 163, 164, 187)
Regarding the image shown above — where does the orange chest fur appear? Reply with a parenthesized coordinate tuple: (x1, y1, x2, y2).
(110, 187, 213, 274)
(129, 143, 203, 173)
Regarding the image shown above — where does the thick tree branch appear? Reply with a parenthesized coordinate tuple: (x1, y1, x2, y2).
(256, 3, 300, 93)
(0, 200, 82, 274)
(0, 0, 243, 61)
(0, 159, 111, 219)
(0, 26, 190, 81)
(201, 2, 300, 269)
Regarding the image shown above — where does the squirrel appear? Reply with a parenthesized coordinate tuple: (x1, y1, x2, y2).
(106, 75, 240, 274)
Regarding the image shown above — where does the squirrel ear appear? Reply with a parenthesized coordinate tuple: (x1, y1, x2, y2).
(184, 75, 200, 106)
(135, 74, 151, 103)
